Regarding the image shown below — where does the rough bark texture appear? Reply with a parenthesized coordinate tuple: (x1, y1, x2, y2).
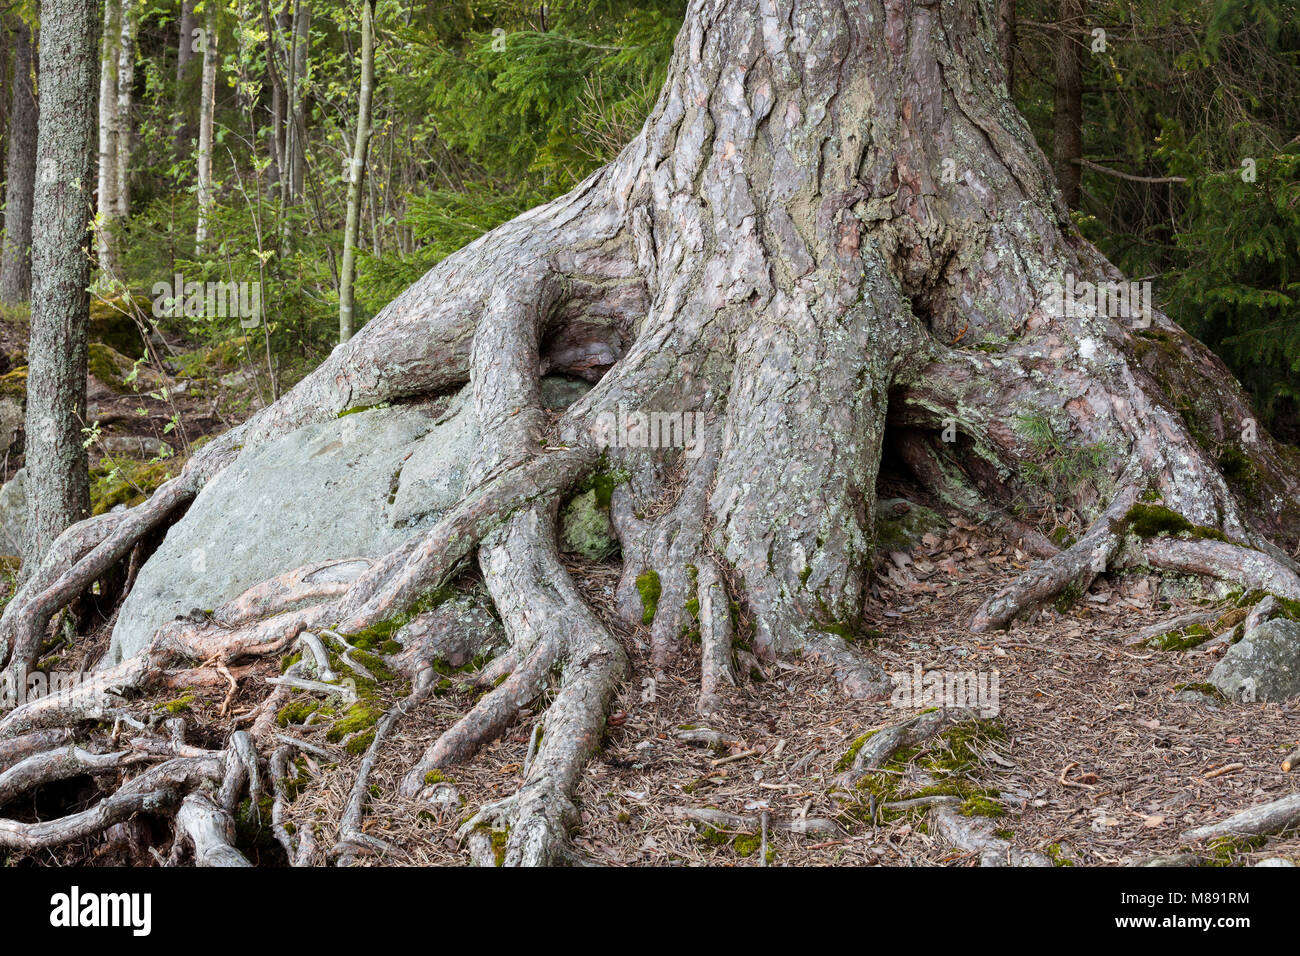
(23, 0, 96, 569)
(1052, 0, 1083, 207)
(3, 0, 1299, 867)
(0, 19, 36, 303)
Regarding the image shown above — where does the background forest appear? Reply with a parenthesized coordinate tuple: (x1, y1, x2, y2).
(0, 0, 1296, 490)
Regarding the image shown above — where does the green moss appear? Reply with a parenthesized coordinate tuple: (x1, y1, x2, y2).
(0, 366, 26, 400)
(1147, 623, 1214, 651)
(959, 795, 1005, 818)
(423, 770, 454, 786)
(1045, 843, 1075, 866)
(345, 730, 376, 755)
(1116, 504, 1230, 542)
(87, 343, 138, 392)
(276, 698, 321, 727)
(1200, 835, 1266, 867)
(234, 794, 278, 852)
(89, 456, 176, 515)
(153, 693, 195, 714)
(1172, 682, 1228, 701)
(1234, 590, 1300, 621)
(1049, 525, 1077, 548)
(732, 833, 776, 863)
(834, 729, 879, 772)
(325, 702, 382, 742)
(336, 402, 389, 418)
(635, 570, 661, 625)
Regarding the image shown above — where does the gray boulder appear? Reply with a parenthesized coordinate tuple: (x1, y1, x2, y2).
(109, 375, 595, 663)
(1208, 618, 1300, 702)
(109, 403, 444, 663)
(389, 389, 479, 528)
(0, 468, 25, 556)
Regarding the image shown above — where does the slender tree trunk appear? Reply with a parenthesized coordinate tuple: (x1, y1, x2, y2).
(96, 0, 123, 277)
(338, 0, 375, 344)
(287, 1, 310, 204)
(173, 0, 198, 164)
(998, 0, 1016, 94)
(113, 0, 138, 220)
(24, 0, 97, 570)
(0, 20, 37, 304)
(194, 2, 218, 252)
(1053, 0, 1083, 207)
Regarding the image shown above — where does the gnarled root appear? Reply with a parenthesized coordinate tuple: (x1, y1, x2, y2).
(969, 478, 1142, 632)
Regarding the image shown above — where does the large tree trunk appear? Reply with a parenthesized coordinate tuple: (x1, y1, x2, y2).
(3, 0, 1299, 866)
(0, 20, 37, 304)
(22, 0, 96, 569)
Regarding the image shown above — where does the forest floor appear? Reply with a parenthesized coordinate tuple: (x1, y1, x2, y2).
(2, 313, 1297, 867)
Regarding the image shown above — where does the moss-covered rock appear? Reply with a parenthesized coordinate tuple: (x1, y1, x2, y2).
(90, 456, 178, 515)
(873, 498, 948, 552)
(559, 488, 618, 561)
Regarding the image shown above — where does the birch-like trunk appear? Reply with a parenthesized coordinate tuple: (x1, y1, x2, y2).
(95, 0, 123, 277)
(194, 2, 218, 252)
(337, 0, 375, 343)
(112, 0, 138, 220)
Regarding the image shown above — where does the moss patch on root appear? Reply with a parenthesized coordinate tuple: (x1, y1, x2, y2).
(1115, 503, 1230, 542)
(635, 570, 661, 625)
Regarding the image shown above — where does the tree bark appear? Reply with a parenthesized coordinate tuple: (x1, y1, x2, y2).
(194, 1, 218, 251)
(23, 0, 97, 569)
(338, 0, 375, 344)
(95, 0, 123, 276)
(998, 0, 1016, 94)
(1052, 0, 1083, 207)
(173, 0, 199, 165)
(112, 0, 138, 220)
(0, 20, 37, 304)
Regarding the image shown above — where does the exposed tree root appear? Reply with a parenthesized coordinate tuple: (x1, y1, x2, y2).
(671, 806, 842, 840)
(929, 806, 1052, 867)
(838, 708, 974, 788)
(1141, 538, 1300, 601)
(173, 792, 251, 867)
(1181, 794, 1300, 843)
(970, 480, 1142, 632)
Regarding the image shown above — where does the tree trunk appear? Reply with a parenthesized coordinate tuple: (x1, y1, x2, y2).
(286, 1, 310, 204)
(23, 0, 96, 570)
(1053, 0, 1083, 207)
(3, 0, 1299, 866)
(0, 20, 37, 304)
(173, 0, 198, 164)
(194, 2, 218, 251)
(337, 0, 375, 344)
(95, 0, 123, 276)
(112, 0, 138, 220)
(998, 0, 1016, 94)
